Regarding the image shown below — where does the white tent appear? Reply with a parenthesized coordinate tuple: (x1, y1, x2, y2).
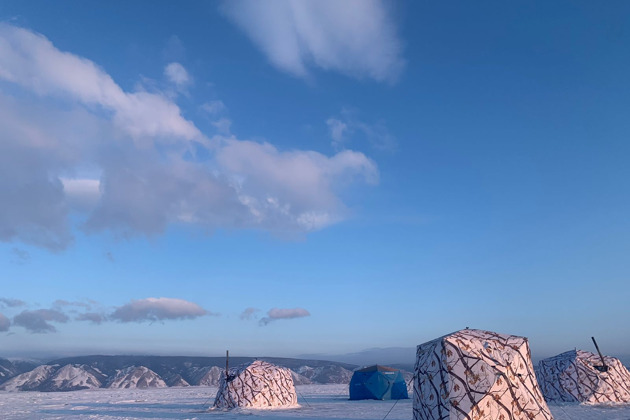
(213, 360, 298, 409)
(537, 350, 630, 404)
(414, 329, 553, 420)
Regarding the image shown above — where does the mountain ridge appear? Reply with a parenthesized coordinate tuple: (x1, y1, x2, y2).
(0, 355, 363, 392)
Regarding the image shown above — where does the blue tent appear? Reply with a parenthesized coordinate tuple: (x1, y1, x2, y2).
(349, 365, 409, 400)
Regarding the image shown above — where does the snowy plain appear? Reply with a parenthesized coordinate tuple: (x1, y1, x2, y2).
(1, 384, 630, 420)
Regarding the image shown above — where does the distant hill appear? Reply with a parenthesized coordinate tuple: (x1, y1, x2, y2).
(0, 358, 39, 384)
(0, 355, 361, 392)
(299, 347, 416, 367)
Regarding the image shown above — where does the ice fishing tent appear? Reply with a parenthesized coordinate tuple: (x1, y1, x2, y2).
(349, 365, 409, 400)
(213, 360, 298, 409)
(537, 350, 630, 404)
(414, 329, 553, 420)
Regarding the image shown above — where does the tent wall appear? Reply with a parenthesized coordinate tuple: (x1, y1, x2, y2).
(537, 350, 630, 404)
(213, 360, 298, 409)
(349, 369, 409, 400)
(413, 329, 553, 420)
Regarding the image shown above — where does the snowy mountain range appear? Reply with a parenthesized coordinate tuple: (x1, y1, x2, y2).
(0, 358, 39, 383)
(0, 355, 372, 392)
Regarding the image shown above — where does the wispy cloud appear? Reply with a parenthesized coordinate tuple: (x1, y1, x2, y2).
(327, 109, 396, 151)
(2, 296, 217, 333)
(110, 297, 210, 323)
(0, 298, 26, 308)
(240, 307, 260, 320)
(164, 62, 192, 93)
(162, 35, 186, 62)
(13, 309, 69, 333)
(0, 23, 377, 250)
(212, 118, 232, 134)
(75, 312, 106, 324)
(201, 100, 227, 116)
(259, 307, 310, 326)
(10, 248, 30, 264)
(326, 119, 348, 146)
(221, 0, 404, 82)
(0, 313, 10, 332)
(52, 299, 92, 310)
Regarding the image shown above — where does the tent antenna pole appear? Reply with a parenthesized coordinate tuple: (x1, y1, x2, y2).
(591, 337, 609, 372)
(226, 350, 229, 379)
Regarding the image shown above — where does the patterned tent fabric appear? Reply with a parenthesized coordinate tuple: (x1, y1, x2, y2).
(349, 365, 409, 400)
(536, 350, 630, 404)
(213, 360, 298, 409)
(413, 329, 553, 420)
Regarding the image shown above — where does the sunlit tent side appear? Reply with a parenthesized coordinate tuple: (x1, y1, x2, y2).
(413, 328, 553, 420)
(537, 350, 630, 404)
(349, 365, 409, 400)
(213, 360, 298, 409)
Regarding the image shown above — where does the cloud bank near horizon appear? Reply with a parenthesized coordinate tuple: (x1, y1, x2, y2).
(1, 296, 211, 333)
(0, 297, 312, 334)
(0, 23, 378, 251)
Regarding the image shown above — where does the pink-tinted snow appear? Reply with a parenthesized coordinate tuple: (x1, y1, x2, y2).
(1, 384, 629, 419)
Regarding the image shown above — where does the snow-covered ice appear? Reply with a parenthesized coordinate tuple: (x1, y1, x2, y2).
(1, 384, 630, 419)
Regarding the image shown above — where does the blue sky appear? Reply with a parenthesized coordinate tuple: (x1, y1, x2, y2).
(1, 0, 629, 361)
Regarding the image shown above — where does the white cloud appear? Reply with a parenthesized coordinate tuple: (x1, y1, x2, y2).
(12, 309, 69, 333)
(164, 62, 191, 91)
(0, 313, 9, 332)
(0, 93, 94, 249)
(259, 307, 310, 326)
(0, 23, 378, 249)
(221, 0, 404, 82)
(217, 140, 378, 231)
(0, 24, 201, 142)
(110, 297, 209, 323)
(61, 178, 101, 211)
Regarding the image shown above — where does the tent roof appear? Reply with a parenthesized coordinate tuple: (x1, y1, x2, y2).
(356, 364, 399, 373)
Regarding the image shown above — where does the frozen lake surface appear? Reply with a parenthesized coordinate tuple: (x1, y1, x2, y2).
(2, 384, 630, 419)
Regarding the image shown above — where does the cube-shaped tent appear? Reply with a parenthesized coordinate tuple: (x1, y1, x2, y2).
(414, 329, 553, 420)
(537, 350, 630, 404)
(213, 360, 298, 409)
(349, 365, 409, 400)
